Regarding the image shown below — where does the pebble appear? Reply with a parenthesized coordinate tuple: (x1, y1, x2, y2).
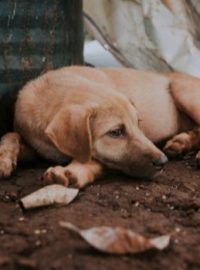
(35, 240, 41, 247)
(175, 227, 181, 233)
(19, 217, 25, 222)
(34, 229, 47, 235)
(134, 201, 140, 207)
(0, 230, 4, 235)
(162, 195, 167, 200)
(135, 186, 140, 191)
(34, 229, 41, 235)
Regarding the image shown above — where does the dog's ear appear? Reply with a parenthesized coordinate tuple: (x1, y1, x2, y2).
(45, 105, 94, 163)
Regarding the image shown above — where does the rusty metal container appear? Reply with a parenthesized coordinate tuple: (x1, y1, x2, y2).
(0, 0, 83, 136)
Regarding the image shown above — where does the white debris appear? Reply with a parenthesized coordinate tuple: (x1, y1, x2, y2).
(20, 185, 79, 209)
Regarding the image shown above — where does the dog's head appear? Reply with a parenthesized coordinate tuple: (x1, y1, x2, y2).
(45, 94, 167, 178)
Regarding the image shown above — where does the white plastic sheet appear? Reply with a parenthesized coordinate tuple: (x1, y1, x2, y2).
(84, 0, 200, 77)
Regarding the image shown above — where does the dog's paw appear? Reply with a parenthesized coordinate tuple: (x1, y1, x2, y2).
(42, 166, 70, 186)
(42, 166, 90, 189)
(0, 156, 16, 178)
(163, 133, 191, 157)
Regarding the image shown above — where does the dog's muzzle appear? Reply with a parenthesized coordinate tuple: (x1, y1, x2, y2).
(152, 153, 168, 166)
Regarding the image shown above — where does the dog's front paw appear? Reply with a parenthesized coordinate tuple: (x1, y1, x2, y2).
(42, 166, 90, 189)
(163, 133, 191, 157)
(0, 156, 16, 178)
(42, 166, 70, 186)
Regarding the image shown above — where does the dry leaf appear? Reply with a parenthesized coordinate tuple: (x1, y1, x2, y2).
(20, 185, 79, 209)
(60, 222, 170, 254)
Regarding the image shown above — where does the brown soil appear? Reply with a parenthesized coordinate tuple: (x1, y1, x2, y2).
(0, 155, 200, 270)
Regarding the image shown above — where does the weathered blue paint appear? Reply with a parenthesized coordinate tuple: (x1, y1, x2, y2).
(0, 0, 83, 136)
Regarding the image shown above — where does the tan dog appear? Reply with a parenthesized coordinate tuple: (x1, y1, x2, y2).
(0, 66, 200, 188)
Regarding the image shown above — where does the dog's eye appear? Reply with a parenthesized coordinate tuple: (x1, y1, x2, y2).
(108, 127, 126, 138)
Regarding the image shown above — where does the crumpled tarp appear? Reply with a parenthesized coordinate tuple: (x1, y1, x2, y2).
(84, 0, 200, 77)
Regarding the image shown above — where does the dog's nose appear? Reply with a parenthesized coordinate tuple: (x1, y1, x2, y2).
(152, 154, 168, 166)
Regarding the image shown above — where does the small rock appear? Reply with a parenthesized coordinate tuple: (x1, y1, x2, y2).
(35, 240, 41, 247)
(134, 202, 140, 207)
(5, 195, 10, 201)
(34, 229, 41, 235)
(175, 227, 181, 233)
(174, 239, 179, 244)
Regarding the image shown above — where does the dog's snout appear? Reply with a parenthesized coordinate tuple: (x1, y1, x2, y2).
(152, 154, 168, 166)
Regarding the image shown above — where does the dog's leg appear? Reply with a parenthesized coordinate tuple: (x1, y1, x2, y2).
(0, 133, 21, 178)
(0, 132, 37, 178)
(164, 75, 200, 162)
(42, 160, 103, 188)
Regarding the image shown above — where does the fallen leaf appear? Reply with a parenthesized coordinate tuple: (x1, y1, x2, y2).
(20, 185, 79, 209)
(60, 222, 170, 254)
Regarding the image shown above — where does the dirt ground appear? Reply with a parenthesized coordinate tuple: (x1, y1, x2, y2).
(0, 155, 200, 270)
